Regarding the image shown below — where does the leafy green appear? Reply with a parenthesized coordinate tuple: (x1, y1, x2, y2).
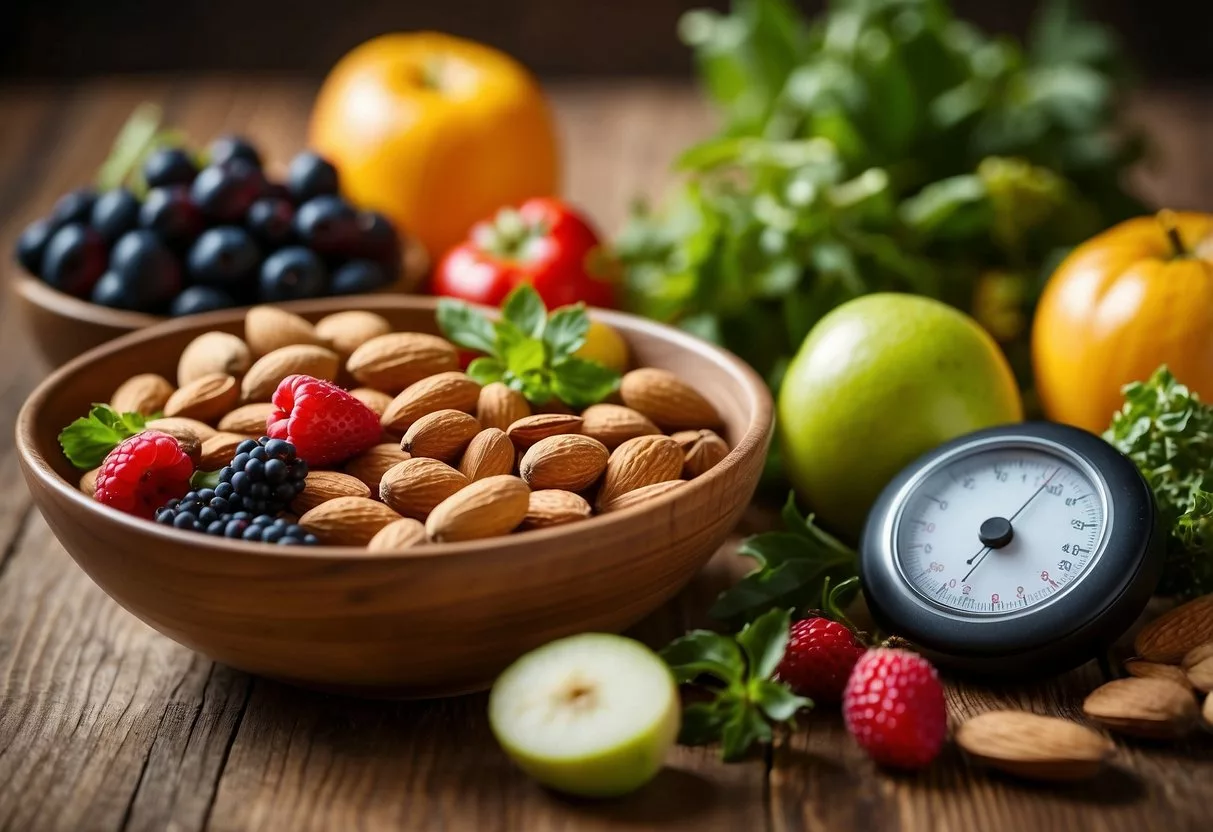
(1104, 367, 1213, 597)
(660, 608, 811, 761)
(96, 104, 192, 196)
(58, 404, 148, 470)
(436, 285, 620, 408)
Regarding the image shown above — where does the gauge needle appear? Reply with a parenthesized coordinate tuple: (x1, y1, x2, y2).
(961, 467, 1062, 583)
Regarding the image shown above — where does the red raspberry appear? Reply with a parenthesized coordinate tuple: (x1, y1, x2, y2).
(842, 648, 947, 769)
(776, 616, 867, 703)
(93, 431, 194, 519)
(267, 374, 380, 466)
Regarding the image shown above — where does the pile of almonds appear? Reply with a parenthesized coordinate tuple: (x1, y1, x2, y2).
(89, 305, 731, 549)
(955, 592, 1213, 783)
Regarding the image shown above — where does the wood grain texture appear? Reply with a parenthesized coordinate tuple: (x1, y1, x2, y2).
(1, 78, 1211, 832)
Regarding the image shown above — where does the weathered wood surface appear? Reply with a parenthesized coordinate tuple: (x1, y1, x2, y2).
(0, 79, 1210, 832)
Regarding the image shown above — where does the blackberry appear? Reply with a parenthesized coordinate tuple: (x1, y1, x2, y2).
(155, 505, 318, 546)
(218, 437, 308, 516)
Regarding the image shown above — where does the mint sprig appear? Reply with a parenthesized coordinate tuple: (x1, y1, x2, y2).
(436, 285, 620, 408)
(58, 404, 148, 470)
(660, 608, 811, 761)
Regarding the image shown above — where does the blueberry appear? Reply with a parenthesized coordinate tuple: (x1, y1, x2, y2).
(90, 188, 141, 244)
(293, 195, 357, 256)
(51, 188, 97, 225)
(259, 246, 327, 301)
(98, 229, 183, 310)
(330, 260, 388, 295)
(140, 186, 204, 250)
(352, 211, 402, 274)
(187, 226, 261, 287)
(142, 147, 198, 189)
(208, 135, 262, 169)
(14, 218, 57, 276)
(287, 151, 339, 203)
(263, 181, 292, 203)
(41, 224, 107, 297)
(191, 160, 266, 223)
(170, 285, 238, 316)
(246, 197, 295, 247)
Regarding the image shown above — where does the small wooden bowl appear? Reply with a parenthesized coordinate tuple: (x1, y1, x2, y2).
(15, 296, 772, 697)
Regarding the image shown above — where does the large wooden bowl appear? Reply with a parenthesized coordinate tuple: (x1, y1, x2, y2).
(15, 296, 772, 697)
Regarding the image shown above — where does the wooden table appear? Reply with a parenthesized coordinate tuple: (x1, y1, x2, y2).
(0, 79, 1210, 832)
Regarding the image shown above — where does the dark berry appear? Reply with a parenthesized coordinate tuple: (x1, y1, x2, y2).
(41, 223, 107, 297)
(90, 188, 141, 244)
(99, 229, 183, 311)
(14, 218, 57, 277)
(187, 226, 261, 287)
(217, 436, 307, 516)
(293, 195, 357, 256)
(142, 147, 199, 189)
(140, 186, 204, 250)
(263, 182, 292, 203)
(191, 160, 266, 223)
(287, 151, 339, 203)
(259, 246, 327, 302)
(246, 197, 295, 247)
(208, 135, 262, 169)
(330, 260, 388, 295)
(51, 188, 97, 225)
(170, 285, 238, 316)
(352, 211, 402, 277)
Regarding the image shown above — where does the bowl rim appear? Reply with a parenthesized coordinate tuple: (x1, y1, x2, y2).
(16, 294, 773, 563)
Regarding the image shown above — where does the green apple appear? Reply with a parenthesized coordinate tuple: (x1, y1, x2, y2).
(779, 293, 1023, 540)
(488, 633, 680, 798)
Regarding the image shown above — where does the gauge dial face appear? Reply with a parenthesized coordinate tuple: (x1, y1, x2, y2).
(894, 447, 1106, 615)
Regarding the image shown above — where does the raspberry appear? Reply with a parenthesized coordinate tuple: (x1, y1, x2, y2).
(93, 431, 194, 519)
(842, 648, 947, 769)
(266, 374, 380, 466)
(776, 616, 867, 703)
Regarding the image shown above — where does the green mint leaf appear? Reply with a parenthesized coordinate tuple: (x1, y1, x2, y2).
(749, 678, 810, 722)
(436, 298, 497, 354)
(466, 357, 506, 386)
(678, 700, 730, 746)
(191, 469, 222, 489)
(502, 284, 547, 339)
(780, 491, 809, 538)
(543, 304, 590, 358)
(501, 336, 547, 375)
(660, 629, 745, 686)
(720, 701, 771, 763)
(735, 608, 791, 682)
(506, 368, 552, 406)
(550, 357, 621, 409)
(58, 404, 147, 470)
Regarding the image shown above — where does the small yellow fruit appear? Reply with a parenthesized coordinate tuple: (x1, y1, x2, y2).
(575, 320, 628, 373)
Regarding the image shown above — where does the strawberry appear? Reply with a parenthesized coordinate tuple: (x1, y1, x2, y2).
(842, 648, 946, 769)
(776, 616, 867, 703)
(267, 374, 380, 466)
(93, 431, 194, 519)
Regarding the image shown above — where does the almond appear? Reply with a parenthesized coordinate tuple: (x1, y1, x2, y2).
(347, 332, 458, 392)
(146, 416, 217, 442)
(241, 344, 339, 402)
(1134, 593, 1213, 663)
(477, 382, 531, 432)
(506, 414, 583, 450)
(402, 409, 481, 462)
(163, 373, 239, 424)
(598, 479, 685, 513)
(1123, 659, 1192, 690)
(1181, 641, 1213, 670)
(245, 305, 329, 357)
(671, 429, 730, 478)
(1188, 657, 1213, 693)
(955, 711, 1114, 782)
(521, 489, 592, 530)
(381, 372, 481, 434)
(520, 434, 609, 492)
(298, 496, 401, 546)
(111, 373, 174, 416)
(314, 310, 392, 359)
(620, 367, 721, 430)
(379, 457, 469, 520)
(596, 435, 685, 509)
(458, 428, 516, 481)
(343, 443, 411, 491)
(1082, 677, 1199, 739)
(579, 403, 660, 449)
(79, 467, 100, 498)
(217, 402, 275, 435)
(292, 471, 373, 514)
(425, 475, 530, 542)
(367, 518, 427, 552)
(177, 331, 252, 387)
(349, 387, 394, 418)
(199, 432, 249, 470)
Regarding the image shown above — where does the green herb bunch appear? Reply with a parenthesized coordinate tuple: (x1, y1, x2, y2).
(1104, 367, 1213, 598)
(619, 0, 1142, 391)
